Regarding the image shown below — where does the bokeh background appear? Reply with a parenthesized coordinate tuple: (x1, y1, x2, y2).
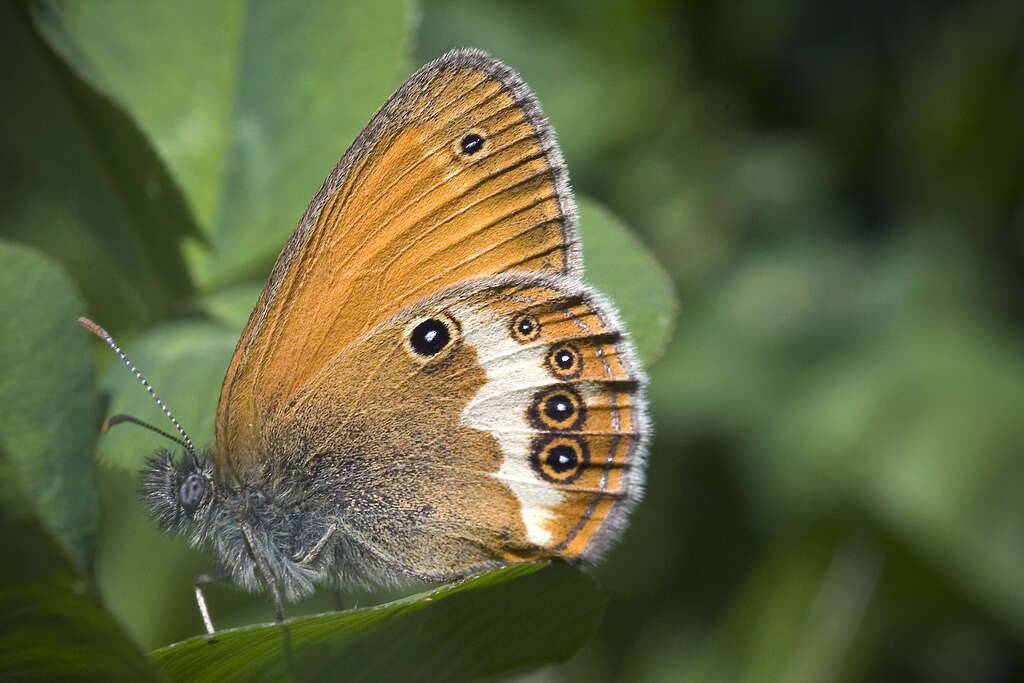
(3, 1, 1023, 681)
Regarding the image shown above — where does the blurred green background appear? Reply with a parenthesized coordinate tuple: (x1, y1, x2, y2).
(2, 0, 1023, 681)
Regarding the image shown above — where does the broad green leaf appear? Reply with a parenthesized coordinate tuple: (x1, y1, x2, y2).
(36, 0, 414, 289)
(151, 564, 604, 683)
(201, 280, 265, 334)
(0, 241, 98, 571)
(0, 2, 196, 331)
(0, 444, 163, 680)
(94, 320, 237, 470)
(578, 198, 677, 364)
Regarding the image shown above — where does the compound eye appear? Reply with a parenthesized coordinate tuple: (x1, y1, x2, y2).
(179, 473, 206, 508)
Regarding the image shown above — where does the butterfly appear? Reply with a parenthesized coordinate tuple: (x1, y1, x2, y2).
(83, 48, 649, 633)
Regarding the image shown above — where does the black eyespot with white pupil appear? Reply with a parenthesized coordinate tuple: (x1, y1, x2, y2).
(410, 318, 451, 356)
(460, 133, 484, 155)
(180, 473, 205, 508)
(511, 313, 541, 343)
(528, 385, 585, 431)
(547, 445, 578, 473)
(544, 394, 575, 422)
(546, 343, 582, 379)
(530, 435, 589, 484)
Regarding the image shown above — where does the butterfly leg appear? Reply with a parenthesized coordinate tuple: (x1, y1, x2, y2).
(240, 520, 286, 624)
(294, 519, 338, 565)
(193, 571, 227, 634)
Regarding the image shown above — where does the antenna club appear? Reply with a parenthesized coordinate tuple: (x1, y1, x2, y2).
(78, 316, 111, 341)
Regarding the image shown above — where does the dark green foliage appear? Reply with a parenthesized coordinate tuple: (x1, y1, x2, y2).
(420, 1, 1024, 681)
(0, 449, 162, 682)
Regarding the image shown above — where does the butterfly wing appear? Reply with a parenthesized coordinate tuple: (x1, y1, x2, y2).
(266, 274, 647, 580)
(216, 49, 581, 472)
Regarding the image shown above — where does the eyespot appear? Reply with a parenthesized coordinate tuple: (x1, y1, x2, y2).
(179, 473, 206, 508)
(530, 434, 589, 484)
(510, 313, 541, 343)
(546, 343, 582, 379)
(410, 319, 450, 355)
(460, 132, 484, 155)
(528, 385, 586, 431)
(404, 312, 461, 362)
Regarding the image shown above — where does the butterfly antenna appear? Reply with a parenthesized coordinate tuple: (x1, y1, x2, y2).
(102, 414, 189, 449)
(78, 317, 200, 465)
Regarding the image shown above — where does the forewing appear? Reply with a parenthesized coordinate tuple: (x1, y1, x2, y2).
(216, 49, 580, 472)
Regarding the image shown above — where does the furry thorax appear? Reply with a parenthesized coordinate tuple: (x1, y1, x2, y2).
(140, 449, 392, 602)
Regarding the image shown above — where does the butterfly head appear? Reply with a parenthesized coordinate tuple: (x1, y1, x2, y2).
(74, 318, 220, 535)
(141, 449, 216, 534)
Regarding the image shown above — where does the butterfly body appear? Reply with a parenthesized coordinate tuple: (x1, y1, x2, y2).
(130, 48, 649, 621)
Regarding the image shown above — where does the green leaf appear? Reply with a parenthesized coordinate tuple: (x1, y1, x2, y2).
(36, 0, 415, 289)
(578, 197, 677, 364)
(656, 239, 1024, 639)
(0, 241, 98, 571)
(201, 280, 265, 333)
(94, 320, 237, 470)
(151, 564, 604, 683)
(0, 438, 163, 681)
(0, 2, 197, 331)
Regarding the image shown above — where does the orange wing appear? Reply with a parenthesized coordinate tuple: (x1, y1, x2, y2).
(215, 49, 580, 474)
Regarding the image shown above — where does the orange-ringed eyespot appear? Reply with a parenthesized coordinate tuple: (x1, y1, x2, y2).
(528, 385, 585, 431)
(510, 313, 541, 343)
(546, 343, 582, 379)
(530, 434, 589, 484)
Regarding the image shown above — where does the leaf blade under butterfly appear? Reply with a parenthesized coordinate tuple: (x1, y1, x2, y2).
(151, 564, 605, 683)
